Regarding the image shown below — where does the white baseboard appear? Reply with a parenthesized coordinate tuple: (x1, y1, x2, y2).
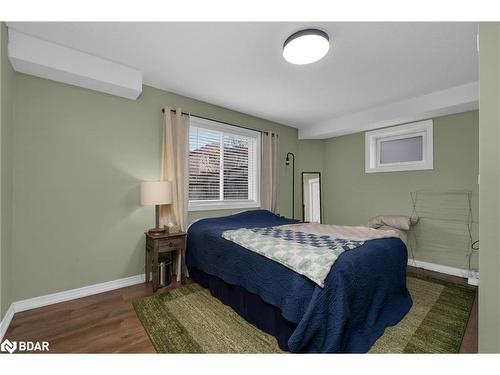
(0, 273, 145, 341)
(13, 274, 145, 313)
(0, 304, 15, 343)
(408, 258, 479, 285)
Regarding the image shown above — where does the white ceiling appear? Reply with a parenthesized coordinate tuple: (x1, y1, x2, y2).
(7, 22, 478, 138)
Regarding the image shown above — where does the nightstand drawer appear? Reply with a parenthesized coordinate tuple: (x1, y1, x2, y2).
(158, 236, 184, 251)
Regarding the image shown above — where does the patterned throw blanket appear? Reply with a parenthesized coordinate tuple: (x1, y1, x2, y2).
(222, 223, 403, 287)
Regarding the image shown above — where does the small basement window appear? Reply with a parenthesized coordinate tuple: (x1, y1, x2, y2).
(365, 120, 433, 173)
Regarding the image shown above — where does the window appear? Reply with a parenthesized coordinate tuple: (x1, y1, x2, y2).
(365, 120, 433, 173)
(188, 117, 260, 211)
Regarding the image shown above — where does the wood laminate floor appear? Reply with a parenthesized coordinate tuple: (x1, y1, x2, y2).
(407, 266, 478, 353)
(3, 267, 478, 353)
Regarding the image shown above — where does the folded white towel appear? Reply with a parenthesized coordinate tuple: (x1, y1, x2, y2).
(368, 215, 414, 231)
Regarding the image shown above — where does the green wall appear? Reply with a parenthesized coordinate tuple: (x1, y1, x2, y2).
(0, 21, 3, 320)
(3, 69, 480, 306)
(7, 71, 313, 302)
(322, 111, 479, 269)
(0, 23, 483, 331)
(478, 23, 500, 353)
(1, 23, 14, 319)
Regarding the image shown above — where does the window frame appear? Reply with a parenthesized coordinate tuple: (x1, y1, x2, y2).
(365, 120, 434, 173)
(188, 116, 261, 212)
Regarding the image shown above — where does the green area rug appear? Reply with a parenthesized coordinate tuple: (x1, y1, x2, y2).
(133, 272, 476, 353)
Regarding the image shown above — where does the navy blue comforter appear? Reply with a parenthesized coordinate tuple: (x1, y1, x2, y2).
(186, 210, 412, 353)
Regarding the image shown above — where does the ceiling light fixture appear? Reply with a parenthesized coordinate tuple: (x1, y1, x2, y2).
(283, 29, 330, 65)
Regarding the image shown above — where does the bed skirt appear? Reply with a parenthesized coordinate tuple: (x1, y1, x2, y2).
(188, 266, 297, 351)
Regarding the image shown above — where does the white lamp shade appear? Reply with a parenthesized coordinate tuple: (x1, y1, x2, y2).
(140, 181, 172, 205)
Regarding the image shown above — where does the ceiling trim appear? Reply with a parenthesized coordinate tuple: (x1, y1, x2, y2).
(7, 29, 143, 100)
(299, 82, 479, 139)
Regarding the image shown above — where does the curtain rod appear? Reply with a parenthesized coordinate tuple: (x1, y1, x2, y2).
(162, 108, 277, 137)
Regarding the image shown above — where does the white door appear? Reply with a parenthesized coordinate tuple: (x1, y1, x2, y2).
(309, 178, 321, 223)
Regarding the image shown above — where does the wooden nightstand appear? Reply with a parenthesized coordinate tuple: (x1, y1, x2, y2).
(145, 231, 187, 292)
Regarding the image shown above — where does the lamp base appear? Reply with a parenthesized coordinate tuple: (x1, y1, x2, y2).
(148, 227, 167, 235)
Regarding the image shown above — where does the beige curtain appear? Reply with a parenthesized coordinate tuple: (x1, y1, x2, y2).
(159, 107, 190, 232)
(262, 131, 279, 213)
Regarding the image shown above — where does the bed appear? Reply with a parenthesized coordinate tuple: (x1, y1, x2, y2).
(186, 209, 412, 353)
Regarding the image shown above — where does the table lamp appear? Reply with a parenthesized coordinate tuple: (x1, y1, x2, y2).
(140, 181, 172, 235)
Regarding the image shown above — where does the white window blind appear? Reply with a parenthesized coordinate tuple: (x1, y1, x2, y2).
(189, 126, 221, 201)
(223, 133, 250, 200)
(188, 117, 260, 211)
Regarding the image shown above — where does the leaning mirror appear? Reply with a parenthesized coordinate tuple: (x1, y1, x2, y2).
(302, 172, 322, 223)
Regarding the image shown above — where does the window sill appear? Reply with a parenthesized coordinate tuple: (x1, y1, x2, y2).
(188, 200, 261, 212)
(365, 162, 433, 173)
